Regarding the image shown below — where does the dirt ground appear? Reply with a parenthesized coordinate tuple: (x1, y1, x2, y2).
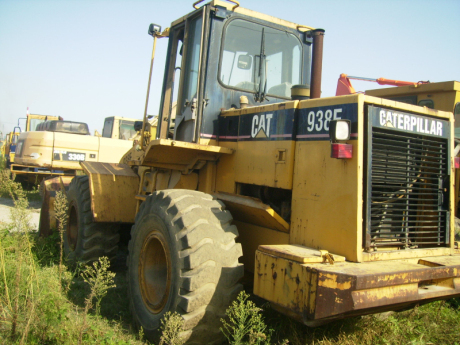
(0, 197, 41, 231)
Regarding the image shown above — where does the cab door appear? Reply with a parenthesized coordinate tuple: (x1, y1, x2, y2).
(157, 7, 208, 143)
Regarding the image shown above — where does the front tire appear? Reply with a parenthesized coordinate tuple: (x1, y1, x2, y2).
(127, 190, 243, 344)
(64, 175, 120, 265)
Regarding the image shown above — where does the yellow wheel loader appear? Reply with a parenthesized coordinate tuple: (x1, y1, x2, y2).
(45, 1, 460, 343)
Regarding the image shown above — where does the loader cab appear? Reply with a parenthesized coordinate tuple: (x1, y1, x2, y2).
(102, 116, 139, 140)
(156, 0, 313, 143)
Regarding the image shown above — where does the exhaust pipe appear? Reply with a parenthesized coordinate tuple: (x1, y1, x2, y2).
(310, 29, 325, 99)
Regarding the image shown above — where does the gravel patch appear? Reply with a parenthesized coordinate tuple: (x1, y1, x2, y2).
(0, 197, 41, 231)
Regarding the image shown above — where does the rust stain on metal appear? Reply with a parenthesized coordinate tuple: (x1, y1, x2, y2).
(318, 273, 353, 290)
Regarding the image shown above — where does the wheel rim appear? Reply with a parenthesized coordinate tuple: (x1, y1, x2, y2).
(139, 231, 171, 314)
(67, 203, 78, 250)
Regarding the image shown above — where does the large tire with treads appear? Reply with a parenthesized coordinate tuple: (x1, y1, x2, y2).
(127, 190, 244, 344)
(64, 175, 120, 265)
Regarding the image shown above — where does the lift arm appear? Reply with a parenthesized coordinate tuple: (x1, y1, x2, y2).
(336, 73, 429, 96)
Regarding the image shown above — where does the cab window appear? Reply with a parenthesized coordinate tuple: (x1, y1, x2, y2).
(29, 119, 45, 131)
(220, 19, 302, 99)
(454, 102, 460, 137)
(418, 99, 434, 109)
(102, 118, 114, 138)
(119, 120, 136, 140)
(178, 15, 203, 115)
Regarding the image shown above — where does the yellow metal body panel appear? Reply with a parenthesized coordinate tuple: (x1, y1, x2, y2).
(234, 220, 289, 274)
(258, 244, 345, 263)
(140, 139, 233, 173)
(234, 141, 295, 190)
(254, 249, 317, 319)
(214, 141, 238, 193)
(291, 95, 364, 262)
(198, 161, 216, 194)
(81, 162, 139, 223)
(254, 248, 460, 324)
(289, 94, 455, 263)
(214, 192, 289, 232)
(38, 176, 74, 236)
(14, 131, 132, 171)
(219, 101, 298, 190)
(98, 137, 133, 161)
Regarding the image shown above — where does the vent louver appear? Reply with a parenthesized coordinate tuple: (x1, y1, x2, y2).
(366, 124, 450, 250)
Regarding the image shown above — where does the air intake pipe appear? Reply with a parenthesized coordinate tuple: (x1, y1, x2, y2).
(310, 29, 325, 99)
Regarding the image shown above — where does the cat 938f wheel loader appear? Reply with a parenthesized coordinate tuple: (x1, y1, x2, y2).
(48, 1, 460, 343)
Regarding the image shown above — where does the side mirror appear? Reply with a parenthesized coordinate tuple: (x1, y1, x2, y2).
(237, 55, 252, 70)
(134, 121, 144, 132)
(148, 23, 162, 37)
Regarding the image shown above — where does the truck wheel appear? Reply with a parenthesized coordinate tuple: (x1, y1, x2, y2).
(127, 190, 243, 344)
(64, 175, 120, 265)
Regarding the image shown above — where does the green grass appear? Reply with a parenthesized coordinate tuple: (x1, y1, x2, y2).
(263, 301, 460, 345)
(0, 230, 147, 345)
(1, 224, 460, 345)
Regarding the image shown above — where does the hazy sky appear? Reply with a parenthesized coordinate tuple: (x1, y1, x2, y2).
(0, 0, 459, 136)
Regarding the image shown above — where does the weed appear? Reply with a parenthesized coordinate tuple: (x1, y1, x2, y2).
(0, 170, 31, 232)
(159, 311, 185, 345)
(54, 190, 68, 291)
(81, 256, 116, 316)
(221, 290, 275, 345)
(0, 173, 145, 344)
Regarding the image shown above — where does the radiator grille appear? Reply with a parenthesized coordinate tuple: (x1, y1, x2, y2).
(367, 127, 449, 249)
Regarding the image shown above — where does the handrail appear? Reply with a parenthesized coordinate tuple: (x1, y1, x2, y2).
(193, 0, 240, 10)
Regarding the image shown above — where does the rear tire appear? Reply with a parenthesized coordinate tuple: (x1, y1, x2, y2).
(64, 175, 120, 265)
(127, 189, 243, 344)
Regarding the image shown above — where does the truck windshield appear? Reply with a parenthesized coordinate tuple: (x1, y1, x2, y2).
(220, 19, 302, 99)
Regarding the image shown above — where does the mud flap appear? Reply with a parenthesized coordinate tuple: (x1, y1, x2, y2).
(80, 162, 139, 223)
(38, 176, 74, 236)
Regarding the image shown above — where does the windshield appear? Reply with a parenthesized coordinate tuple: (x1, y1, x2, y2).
(220, 19, 302, 99)
(29, 118, 45, 131)
(119, 120, 136, 140)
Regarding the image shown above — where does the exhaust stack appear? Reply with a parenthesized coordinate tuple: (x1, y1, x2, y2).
(310, 29, 325, 99)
